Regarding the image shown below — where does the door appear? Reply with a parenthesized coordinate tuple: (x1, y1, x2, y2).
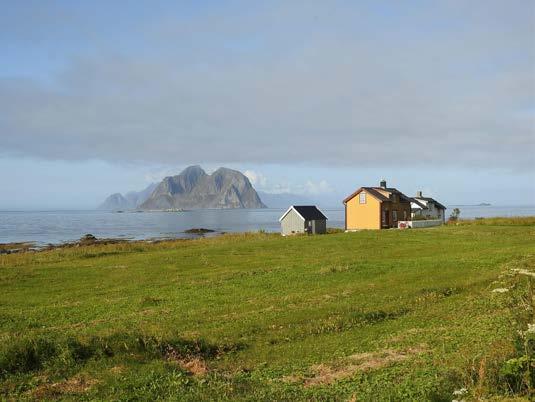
(382, 209, 389, 228)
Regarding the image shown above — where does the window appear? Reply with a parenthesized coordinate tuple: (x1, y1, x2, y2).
(381, 210, 386, 223)
(403, 210, 407, 220)
(359, 192, 366, 204)
(392, 210, 398, 221)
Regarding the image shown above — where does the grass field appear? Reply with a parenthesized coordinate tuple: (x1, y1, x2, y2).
(1, 219, 535, 401)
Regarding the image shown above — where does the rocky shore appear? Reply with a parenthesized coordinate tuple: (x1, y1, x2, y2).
(0, 229, 219, 254)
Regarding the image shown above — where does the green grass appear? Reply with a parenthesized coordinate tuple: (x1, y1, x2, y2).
(455, 216, 535, 226)
(1, 219, 534, 401)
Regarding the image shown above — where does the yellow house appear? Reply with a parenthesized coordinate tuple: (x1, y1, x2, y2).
(343, 180, 413, 230)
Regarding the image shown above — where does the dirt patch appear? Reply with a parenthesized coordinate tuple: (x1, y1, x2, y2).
(164, 346, 208, 376)
(178, 356, 208, 376)
(287, 345, 427, 387)
(32, 375, 99, 399)
(109, 365, 125, 374)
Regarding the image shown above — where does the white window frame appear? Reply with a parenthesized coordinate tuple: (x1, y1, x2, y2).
(392, 210, 398, 221)
(359, 192, 366, 204)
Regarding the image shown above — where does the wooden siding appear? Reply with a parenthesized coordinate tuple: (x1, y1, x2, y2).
(345, 189, 412, 230)
(281, 208, 305, 235)
(308, 219, 327, 234)
(380, 201, 412, 228)
(345, 190, 381, 230)
(280, 208, 327, 235)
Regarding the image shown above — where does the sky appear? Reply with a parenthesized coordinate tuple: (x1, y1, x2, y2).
(0, 0, 534, 209)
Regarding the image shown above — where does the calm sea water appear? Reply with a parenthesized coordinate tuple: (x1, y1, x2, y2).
(1, 205, 534, 245)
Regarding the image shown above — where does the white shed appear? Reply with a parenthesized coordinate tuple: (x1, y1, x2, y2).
(279, 205, 328, 236)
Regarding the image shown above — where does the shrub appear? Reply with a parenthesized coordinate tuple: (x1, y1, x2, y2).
(448, 208, 461, 222)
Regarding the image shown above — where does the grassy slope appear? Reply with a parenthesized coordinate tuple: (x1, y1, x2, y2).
(1, 222, 534, 401)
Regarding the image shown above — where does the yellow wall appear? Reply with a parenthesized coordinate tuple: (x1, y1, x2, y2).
(345, 190, 381, 230)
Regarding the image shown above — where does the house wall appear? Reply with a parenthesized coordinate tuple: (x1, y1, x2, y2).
(309, 219, 327, 234)
(412, 200, 446, 222)
(345, 190, 381, 230)
(381, 201, 412, 228)
(426, 204, 445, 222)
(281, 209, 305, 235)
(398, 219, 443, 228)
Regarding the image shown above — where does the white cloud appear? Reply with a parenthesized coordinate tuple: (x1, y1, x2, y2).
(244, 170, 268, 188)
(143, 166, 183, 183)
(246, 170, 333, 196)
(303, 180, 333, 195)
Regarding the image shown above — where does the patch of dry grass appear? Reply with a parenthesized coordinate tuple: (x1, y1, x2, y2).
(284, 345, 428, 387)
(31, 375, 99, 399)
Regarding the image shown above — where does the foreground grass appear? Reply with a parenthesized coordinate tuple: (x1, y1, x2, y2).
(1, 220, 534, 401)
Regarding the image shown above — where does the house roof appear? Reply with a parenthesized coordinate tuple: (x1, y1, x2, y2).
(410, 198, 427, 209)
(343, 186, 412, 204)
(414, 197, 447, 210)
(343, 187, 387, 203)
(279, 205, 328, 222)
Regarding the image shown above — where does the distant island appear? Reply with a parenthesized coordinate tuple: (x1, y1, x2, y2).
(98, 183, 158, 211)
(98, 166, 319, 211)
(450, 203, 492, 207)
(99, 166, 266, 210)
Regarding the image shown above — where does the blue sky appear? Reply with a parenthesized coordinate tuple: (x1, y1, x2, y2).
(0, 1, 534, 209)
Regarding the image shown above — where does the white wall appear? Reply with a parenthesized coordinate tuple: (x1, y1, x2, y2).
(412, 200, 445, 222)
(398, 219, 443, 228)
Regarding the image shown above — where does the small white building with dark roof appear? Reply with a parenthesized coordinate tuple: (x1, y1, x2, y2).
(279, 205, 328, 236)
(411, 191, 447, 222)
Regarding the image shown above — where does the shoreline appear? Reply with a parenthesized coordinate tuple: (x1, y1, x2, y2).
(0, 229, 222, 255)
(2, 216, 534, 254)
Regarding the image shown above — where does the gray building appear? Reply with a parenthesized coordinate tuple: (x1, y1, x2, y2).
(279, 205, 328, 236)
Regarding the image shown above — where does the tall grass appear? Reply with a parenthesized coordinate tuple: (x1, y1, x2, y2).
(455, 216, 535, 226)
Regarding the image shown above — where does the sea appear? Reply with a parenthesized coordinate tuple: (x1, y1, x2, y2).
(1, 205, 534, 246)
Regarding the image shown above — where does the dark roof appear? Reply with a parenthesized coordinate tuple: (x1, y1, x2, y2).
(377, 187, 415, 203)
(343, 187, 388, 203)
(363, 187, 390, 201)
(414, 197, 447, 210)
(343, 186, 412, 204)
(291, 205, 328, 220)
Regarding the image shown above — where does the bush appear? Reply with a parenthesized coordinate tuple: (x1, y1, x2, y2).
(500, 356, 531, 393)
(448, 208, 461, 222)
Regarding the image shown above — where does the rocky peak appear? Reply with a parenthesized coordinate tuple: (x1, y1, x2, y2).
(139, 165, 266, 210)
